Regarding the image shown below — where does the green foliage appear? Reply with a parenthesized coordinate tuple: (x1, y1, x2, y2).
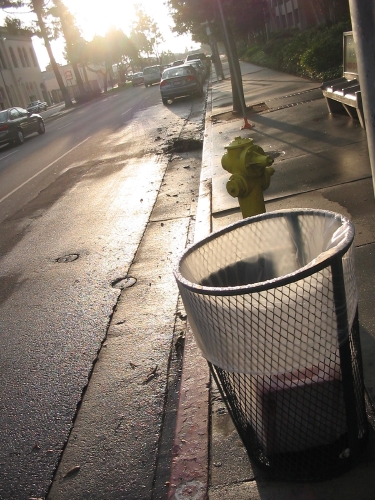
(242, 20, 351, 81)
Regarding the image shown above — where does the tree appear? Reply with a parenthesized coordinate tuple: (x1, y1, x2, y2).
(130, 4, 164, 64)
(167, 0, 213, 43)
(4, 15, 29, 32)
(167, 0, 269, 44)
(32, 0, 72, 106)
(104, 28, 137, 81)
(85, 35, 110, 92)
(49, 0, 86, 94)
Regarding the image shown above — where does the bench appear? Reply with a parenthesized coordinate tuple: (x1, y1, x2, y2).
(321, 31, 365, 128)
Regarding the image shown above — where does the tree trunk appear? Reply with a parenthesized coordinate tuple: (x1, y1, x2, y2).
(216, 1, 245, 113)
(103, 70, 108, 93)
(71, 62, 86, 94)
(54, 0, 86, 94)
(81, 64, 89, 87)
(32, 0, 73, 108)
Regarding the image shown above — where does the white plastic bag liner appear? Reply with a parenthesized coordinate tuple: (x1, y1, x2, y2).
(174, 209, 357, 374)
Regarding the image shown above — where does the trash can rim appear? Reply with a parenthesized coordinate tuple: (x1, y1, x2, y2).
(175, 208, 354, 296)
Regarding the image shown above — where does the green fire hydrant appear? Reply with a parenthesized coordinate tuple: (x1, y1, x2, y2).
(221, 136, 275, 218)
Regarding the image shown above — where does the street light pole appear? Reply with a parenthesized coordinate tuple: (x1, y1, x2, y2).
(349, 0, 375, 197)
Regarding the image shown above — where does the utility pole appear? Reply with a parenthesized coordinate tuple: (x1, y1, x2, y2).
(32, 0, 73, 108)
(349, 0, 375, 196)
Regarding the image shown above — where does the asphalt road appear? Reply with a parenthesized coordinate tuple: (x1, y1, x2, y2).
(0, 85, 161, 223)
(0, 82, 206, 499)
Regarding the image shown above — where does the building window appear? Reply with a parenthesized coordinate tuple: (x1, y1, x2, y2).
(294, 7, 300, 24)
(18, 47, 26, 67)
(9, 47, 18, 68)
(22, 48, 30, 66)
(0, 50, 6, 69)
(29, 48, 38, 67)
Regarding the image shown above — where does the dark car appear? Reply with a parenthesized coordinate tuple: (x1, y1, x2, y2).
(27, 100, 48, 113)
(0, 107, 45, 146)
(131, 72, 144, 86)
(184, 59, 206, 84)
(160, 65, 203, 105)
(185, 52, 211, 73)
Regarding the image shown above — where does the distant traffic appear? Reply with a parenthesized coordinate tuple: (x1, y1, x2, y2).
(127, 52, 211, 105)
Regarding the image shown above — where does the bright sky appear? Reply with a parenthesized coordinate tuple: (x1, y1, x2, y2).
(1, 0, 200, 70)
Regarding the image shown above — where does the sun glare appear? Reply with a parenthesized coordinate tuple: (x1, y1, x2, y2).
(64, 0, 167, 41)
(0, 0, 200, 70)
(62, 0, 200, 59)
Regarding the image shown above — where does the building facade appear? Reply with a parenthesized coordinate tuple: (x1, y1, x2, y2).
(42, 63, 107, 104)
(267, 0, 349, 32)
(0, 27, 48, 109)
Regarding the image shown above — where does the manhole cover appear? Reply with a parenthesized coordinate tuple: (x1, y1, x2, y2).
(111, 276, 137, 289)
(56, 254, 79, 263)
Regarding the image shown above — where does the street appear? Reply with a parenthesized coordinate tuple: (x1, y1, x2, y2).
(0, 83, 206, 499)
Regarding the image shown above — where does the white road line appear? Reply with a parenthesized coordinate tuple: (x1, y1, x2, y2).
(57, 122, 73, 130)
(0, 150, 18, 161)
(121, 109, 131, 115)
(0, 136, 91, 205)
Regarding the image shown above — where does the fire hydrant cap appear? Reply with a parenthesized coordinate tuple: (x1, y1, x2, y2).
(225, 136, 253, 150)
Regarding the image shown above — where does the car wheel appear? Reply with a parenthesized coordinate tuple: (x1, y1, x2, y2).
(145, 84, 148, 88)
(162, 98, 169, 105)
(37, 120, 45, 135)
(16, 129, 24, 145)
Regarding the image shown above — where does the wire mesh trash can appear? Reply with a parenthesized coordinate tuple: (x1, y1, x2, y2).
(174, 209, 368, 481)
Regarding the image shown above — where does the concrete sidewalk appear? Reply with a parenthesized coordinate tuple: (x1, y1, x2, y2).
(169, 61, 375, 499)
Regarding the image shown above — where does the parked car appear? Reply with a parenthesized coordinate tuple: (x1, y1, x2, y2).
(185, 59, 206, 84)
(143, 65, 162, 87)
(0, 107, 45, 146)
(131, 72, 144, 86)
(27, 100, 48, 113)
(185, 52, 211, 73)
(171, 60, 184, 67)
(160, 64, 203, 105)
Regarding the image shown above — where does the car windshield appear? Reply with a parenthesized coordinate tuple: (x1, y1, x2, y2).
(0, 110, 7, 122)
(163, 67, 193, 79)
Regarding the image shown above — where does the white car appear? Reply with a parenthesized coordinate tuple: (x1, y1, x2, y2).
(27, 100, 48, 113)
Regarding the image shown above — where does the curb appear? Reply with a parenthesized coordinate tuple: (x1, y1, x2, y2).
(167, 76, 214, 500)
